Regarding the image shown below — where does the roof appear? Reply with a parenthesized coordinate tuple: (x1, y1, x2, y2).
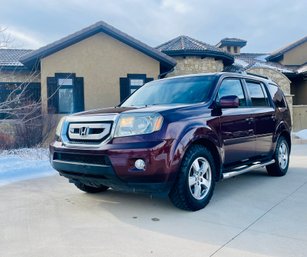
(156, 35, 234, 65)
(297, 63, 307, 74)
(20, 21, 176, 70)
(216, 38, 247, 48)
(266, 35, 307, 62)
(224, 53, 297, 74)
(0, 49, 32, 69)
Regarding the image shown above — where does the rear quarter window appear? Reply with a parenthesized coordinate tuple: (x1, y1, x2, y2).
(267, 83, 287, 108)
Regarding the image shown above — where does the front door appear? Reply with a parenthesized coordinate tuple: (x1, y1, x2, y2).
(217, 78, 256, 165)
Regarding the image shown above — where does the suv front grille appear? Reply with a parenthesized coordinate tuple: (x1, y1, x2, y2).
(67, 122, 112, 143)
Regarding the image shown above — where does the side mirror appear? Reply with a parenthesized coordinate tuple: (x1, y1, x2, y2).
(219, 95, 239, 108)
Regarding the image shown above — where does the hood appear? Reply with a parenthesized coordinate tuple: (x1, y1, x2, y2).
(72, 104, 192, 117)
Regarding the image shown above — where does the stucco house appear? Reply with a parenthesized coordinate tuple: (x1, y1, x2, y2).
(0, 20, 306, 133)
(19, 21, 176, 115)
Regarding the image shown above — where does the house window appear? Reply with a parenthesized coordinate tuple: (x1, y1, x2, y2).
(0, 82, 41, 119)
(227, 46, 231, 52)
(47, 73, 84, 114)
(120, 74, 153, 102)
(129, 78, 144, 93)
(58, 78, 74, 113)
(234, 46, 238, 53)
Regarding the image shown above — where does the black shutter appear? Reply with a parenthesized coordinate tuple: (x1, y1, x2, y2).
(74, 77, 84, 112)
(145, 77, 154, 83)
(120, 78, 129, 102)
(47, 77, 58, 113)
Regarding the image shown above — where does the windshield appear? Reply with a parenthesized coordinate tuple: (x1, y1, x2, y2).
(121, 75, 217, 107)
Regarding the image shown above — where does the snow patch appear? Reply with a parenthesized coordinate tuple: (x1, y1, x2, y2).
(234, 58, 249, 67)
(293, 129, 307, 140)
(0, 148, 55, 187)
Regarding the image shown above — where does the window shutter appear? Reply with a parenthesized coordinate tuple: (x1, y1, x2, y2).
(74, 77, 84, 112)
(120, 78, 129, 102)
(145, 78, 154, 83)
(47, 77, 58, 113)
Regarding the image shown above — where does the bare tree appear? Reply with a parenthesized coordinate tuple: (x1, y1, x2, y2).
(0, 26, 13, 49)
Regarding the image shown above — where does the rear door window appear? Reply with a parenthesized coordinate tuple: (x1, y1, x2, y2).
(245, 81, 270, 107)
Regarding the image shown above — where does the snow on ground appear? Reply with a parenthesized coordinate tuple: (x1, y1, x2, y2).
(293, 129, 307, 140)
(0, 148, 55, 187)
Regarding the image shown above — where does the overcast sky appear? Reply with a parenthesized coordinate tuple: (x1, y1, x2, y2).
(1, 0, 306, 53)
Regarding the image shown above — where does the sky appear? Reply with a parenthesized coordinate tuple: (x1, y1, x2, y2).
(0, 0, 306, 53)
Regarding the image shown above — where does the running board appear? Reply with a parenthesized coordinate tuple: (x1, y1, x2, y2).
(222, 160, 275, 179)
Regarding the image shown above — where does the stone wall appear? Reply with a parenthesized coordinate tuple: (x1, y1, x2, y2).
(0, 70, 40, 83)
(167, 56, 224, 77)
(293, 105, 307, 131)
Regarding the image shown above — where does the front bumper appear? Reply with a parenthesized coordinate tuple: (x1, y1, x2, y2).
(50, 139, 177, 193)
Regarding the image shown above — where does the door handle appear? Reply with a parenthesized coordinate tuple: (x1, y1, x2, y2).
(245, 117, 254, 122)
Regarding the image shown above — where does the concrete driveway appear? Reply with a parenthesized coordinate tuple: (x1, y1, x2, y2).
(1, 144, 307, 257)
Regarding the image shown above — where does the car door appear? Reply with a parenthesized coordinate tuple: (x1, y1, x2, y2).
(244, 80, 275, 157)
(217, 78, 256, 165)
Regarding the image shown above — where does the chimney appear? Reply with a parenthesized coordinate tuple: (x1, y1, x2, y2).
(216, 38, 247, 54)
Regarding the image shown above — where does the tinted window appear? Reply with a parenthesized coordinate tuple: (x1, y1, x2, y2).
(121, 76, 217, 107)
(217, 79, 246, 107)
(267, 83, 286, 108)
(246, 81, 269, 107)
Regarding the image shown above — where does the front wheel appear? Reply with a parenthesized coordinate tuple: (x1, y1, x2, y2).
(74, 182, 109, 193)
(169, 145, 216, 211)
(266, 136, 290, 176)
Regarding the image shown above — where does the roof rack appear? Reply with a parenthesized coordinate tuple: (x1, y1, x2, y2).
(245, 72, 270, 80)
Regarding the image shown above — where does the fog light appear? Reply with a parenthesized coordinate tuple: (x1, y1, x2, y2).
(135, 159, 146, 170)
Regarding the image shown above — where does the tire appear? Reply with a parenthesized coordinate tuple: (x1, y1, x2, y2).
(74, 182, 109, 193)
(266, 136, 290, 176)
(169, 145, 216, 211)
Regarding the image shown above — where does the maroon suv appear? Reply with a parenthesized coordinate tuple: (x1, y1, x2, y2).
(50, 72, 291, 211)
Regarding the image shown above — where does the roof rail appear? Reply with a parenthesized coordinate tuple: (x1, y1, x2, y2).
(246, 72, 270, 80)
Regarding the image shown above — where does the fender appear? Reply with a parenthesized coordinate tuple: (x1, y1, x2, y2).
(274, 121, 292, 148)
(168, 122, 223, 180)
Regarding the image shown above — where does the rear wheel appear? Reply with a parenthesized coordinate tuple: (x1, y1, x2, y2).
(74, 182, 109, 193)
(169, 145, 216, 211)
(266, 136, 290, 176)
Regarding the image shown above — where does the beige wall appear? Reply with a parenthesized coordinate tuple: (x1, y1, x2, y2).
(293, 105, 307, 131)
(167, 56, 223, 77)
(41, 33, 160, 113)
(280, 41, 307, 66)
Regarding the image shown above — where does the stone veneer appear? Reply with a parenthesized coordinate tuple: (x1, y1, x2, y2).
(0, 70, 40, 83)
(167, 56, 224, 77)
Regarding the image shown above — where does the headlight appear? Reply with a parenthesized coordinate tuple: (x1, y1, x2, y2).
(115, 113, 163, 137)
(55, 116, 66, 138)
